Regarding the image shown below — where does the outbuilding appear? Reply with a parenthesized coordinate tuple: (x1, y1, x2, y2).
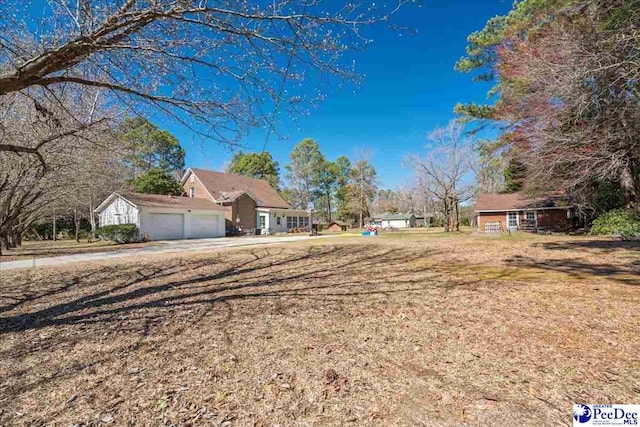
(372, 213, 416, 229)
(95, 192, 226, 241)
(326, 220, 349, 232)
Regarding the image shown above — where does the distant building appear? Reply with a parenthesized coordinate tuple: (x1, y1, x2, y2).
(414, 213, 436, 227)
(326, 220, 349, 232)
(372, 213, 416, 229)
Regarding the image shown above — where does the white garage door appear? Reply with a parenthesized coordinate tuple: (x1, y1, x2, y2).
(190, 214, 220, 239)
(147, 213, 184, 240)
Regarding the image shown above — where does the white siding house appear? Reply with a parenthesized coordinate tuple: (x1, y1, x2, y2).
(372, 213, 416, 229)
(256, 208, 311, 234)
(96, 193, 226, 241)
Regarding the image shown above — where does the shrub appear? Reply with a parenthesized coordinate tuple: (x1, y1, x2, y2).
(590, 209, 640, 240)
(96, 224, 139, 243)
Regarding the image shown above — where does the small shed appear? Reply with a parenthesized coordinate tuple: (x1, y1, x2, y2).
(326, 220, 349, 232)
(414, 213, 436, 227)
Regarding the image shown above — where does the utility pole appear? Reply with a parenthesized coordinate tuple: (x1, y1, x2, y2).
(359, 165, 364, 228)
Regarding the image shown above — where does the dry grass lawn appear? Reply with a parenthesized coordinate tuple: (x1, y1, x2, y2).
(0, 239, 159, 262)
(0, 232, 638, 426)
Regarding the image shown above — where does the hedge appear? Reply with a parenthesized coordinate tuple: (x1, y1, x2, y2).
(96, 224, 139, 244)
(590, 209, 640, 240)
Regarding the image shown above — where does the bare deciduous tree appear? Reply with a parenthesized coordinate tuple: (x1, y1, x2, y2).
(407, 121, 475, 232)
(0, 89, 127, 253)
(0, 0, 409, 161)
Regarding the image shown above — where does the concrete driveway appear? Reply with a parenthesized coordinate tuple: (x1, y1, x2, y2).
(0, 235, 332, 271)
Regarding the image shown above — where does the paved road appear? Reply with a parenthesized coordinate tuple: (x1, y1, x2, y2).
(0, 235, 332, 271)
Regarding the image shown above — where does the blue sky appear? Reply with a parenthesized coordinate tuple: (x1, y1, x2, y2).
(175, 0, 512, 189)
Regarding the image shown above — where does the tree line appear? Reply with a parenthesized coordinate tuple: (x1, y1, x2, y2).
(227, 140, 377, 227)
(455, 0, 640, 223)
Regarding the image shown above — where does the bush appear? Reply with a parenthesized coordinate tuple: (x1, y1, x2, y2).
(590, 209, 640, 240)
(96, 224, 139, 243)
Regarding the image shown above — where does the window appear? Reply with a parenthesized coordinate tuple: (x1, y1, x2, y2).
(302, 216, 309, 227)
(276, 216, 281, 225)
(287, 216, 293, 229)
(259, 215, 266, 228)
(525, 211, 536, 223)
(189, 187, 195, 198)
(298, 216, 304, 227)
(292, 216, 298, 228)
(507, 211, 518, 228)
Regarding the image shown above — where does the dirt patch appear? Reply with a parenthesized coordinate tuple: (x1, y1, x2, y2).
(0, 234, 638, 426)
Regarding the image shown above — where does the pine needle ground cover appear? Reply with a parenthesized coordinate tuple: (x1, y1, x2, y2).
(1, 233, 638, 426)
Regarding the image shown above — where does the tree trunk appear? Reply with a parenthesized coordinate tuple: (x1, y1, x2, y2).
(53, 210, 57, 241)
(89, 196, 96, 240)
(1, 234, 10, 252)
(443, 198, 450, 233)
(620, 165, 638, 209)
(326, 192, 332, 223)
(454, 197, 460, 232)
(8, 228, 17, 248)
(74, 205, 81, 243)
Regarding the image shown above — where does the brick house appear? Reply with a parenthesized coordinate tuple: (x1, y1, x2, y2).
(181, 168, 310, 235)
(475, 192, 574, 233)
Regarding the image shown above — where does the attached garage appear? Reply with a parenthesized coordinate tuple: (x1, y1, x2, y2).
(96, 192, 226, 241)
(146, 213, 184, 240)
(190, 214, 221, 239)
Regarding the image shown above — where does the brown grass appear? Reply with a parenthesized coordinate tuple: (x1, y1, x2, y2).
(0, 233, 638, 426)
(0, 239, 159, 262)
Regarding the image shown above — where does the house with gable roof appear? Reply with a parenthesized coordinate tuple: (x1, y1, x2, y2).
(181, 168, 310, 235)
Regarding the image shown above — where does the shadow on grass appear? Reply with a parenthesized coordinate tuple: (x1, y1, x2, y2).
(505, 255, 639, 286)
(533, 239, 640, 253)
(0, 246, 445, 335)
(0, 243, 535, 418)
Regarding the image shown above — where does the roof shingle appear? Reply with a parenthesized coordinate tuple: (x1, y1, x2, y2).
(475, 192, 570, 211)
(190, 168, 290, 209)
(122, 193, 224, 211)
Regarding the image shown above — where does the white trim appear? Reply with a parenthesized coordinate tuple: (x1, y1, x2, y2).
(179, 167, 195, 185)
(506, 211, 519, 229)
(94, 192, 138, 213)
(256, 208, 310, 215)
(216, 189, 260, 204)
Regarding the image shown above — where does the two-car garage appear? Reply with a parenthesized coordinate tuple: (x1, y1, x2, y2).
(143, 212, 223, 240)
(96, 193, 226, 240)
